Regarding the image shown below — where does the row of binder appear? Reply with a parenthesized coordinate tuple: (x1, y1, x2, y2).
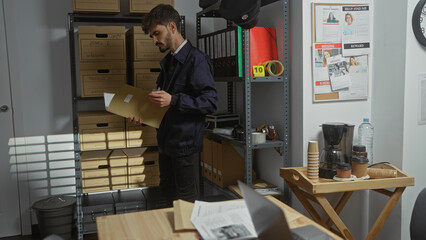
(197, 26, 243, 78)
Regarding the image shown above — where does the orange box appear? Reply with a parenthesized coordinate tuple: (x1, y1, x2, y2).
(79, 61, 126, 97)
(133, 61, 161, 91)
(73, 0, 120, 13)
(127, 26, 166, 60)
(129, 0, 174, 14)
(78, 26, 126, 61)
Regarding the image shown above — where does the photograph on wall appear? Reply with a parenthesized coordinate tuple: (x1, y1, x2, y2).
(314, 5, 343, 43)
(327, 55, 351, 91)
(341, 5, 371, 56)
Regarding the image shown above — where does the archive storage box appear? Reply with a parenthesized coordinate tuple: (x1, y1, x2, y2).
(80, 150, 111, 193)
(108, 150, 129, 190)
(78, 26, 126, 62)
(78, 111, 126, 151)
(127, 149, 160, 188)
(127, 26, 166, 61)
(72, 0, 120, 13)
(129, 0, 174, 14)
(112, 189, 147, 214)
(133, 61, 161, 91)
(202, 138, 244, 188)
(82, 193, 115, 233)
(214, 142, 245, 187)
(80, 61, 126, 97)
(126, 122, 158, 147)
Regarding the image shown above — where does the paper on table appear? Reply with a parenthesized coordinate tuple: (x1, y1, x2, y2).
(190, 200, 257, 240)
(104, 84, 169, 129)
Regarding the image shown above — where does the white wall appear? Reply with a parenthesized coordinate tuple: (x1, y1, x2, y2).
(292, 0, 374, 239)
(401, 0, 426, 238)
(370, 0, 407, 239)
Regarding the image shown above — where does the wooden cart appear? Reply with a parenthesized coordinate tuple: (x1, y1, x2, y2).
(280, 163, 414, 240)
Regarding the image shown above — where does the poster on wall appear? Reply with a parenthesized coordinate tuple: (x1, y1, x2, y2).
(314, 5, 342, 43)
(312, 3, 370, 102)
(341, 5, 371, 56)
(312, 43, 368, 100)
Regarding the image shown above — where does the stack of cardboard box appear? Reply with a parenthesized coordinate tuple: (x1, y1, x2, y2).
(81, 148, 160, 193)
(78, 25, 127, 97)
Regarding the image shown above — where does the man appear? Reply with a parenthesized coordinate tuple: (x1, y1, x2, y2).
(130, 4, 218, 205)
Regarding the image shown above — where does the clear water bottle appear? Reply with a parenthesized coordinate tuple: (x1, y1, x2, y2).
(358, 118, 374, 164)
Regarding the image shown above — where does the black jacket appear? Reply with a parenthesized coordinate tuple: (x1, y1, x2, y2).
(156, 41, 218, 156)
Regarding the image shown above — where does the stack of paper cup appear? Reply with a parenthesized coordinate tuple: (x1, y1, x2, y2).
(307, 141, 319, 182)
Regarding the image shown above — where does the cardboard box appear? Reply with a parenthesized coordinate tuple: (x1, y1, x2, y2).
(129, 0, 174, 14)
(129, 165, 160, 175)
(73, 0, 120, 13)
(126, 122, 157, 147)
(127, 26, 166, 60)
(78, 112, 126, 151)
(82, 186, 111, 194)
(80, 150, 111, 169)
(109, 150, 128, 167)
(133, 61, 161, 91)
(122, 148, 159, 166)
(128, 175, 160, 188)
(80, 61, 126, 97)
(215, 142, 245, 188)
(78, 26, 126, 61)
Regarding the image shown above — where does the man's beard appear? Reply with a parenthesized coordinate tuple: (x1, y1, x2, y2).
(157, 30, 172, 53)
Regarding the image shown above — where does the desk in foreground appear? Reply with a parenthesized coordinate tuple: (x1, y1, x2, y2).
(280, 163, 414, 240)
(96, 196, 342, 240)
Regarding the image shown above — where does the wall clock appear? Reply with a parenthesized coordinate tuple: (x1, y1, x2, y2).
(412, 0, 426, 46)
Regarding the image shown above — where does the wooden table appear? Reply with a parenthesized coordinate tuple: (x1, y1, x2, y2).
(96, 196, 342, 240)
(280, 163, 414, 240)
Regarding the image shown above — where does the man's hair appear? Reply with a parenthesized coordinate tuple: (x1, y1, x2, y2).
(142, 4, 181, 34)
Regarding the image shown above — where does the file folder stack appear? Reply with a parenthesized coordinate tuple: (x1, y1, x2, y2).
(197, 26, 243, 78)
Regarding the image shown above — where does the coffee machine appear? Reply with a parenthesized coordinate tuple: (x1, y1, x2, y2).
(319, 122, 354, 179)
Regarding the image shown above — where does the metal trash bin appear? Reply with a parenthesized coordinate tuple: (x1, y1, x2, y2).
(32, 195, 76, 240)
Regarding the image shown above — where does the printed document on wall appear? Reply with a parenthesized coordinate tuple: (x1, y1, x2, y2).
(327, 55, 351, 91)
(341, 5, 370, 56)
(312, 43, 342, 94)
(314, 5, 342, 43)
(339, 55, 369, 100)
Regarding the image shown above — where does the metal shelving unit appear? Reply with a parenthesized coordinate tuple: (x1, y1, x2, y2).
(196, 0, 290, 204)
(67, 13, 185, 239)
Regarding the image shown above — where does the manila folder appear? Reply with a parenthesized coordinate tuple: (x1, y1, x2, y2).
(106, 84, 168, 129)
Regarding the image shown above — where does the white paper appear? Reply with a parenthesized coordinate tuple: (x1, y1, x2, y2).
(341, 5, 371, 56)
(314, 5, 343, 43)
(327, 55, 351, 91)
(104, 93, 115, 109)
(191, 200, 257, 240)
(124, 94, 133, 103)
(312, 43, 342, 94)
(339, 55, 369, 100)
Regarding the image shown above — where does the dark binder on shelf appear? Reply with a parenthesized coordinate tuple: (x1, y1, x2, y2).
(199, 26, 243, 78)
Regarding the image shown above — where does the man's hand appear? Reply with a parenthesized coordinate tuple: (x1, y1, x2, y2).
(128, 116, 142, 125)
(147, 90, 171, 107)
